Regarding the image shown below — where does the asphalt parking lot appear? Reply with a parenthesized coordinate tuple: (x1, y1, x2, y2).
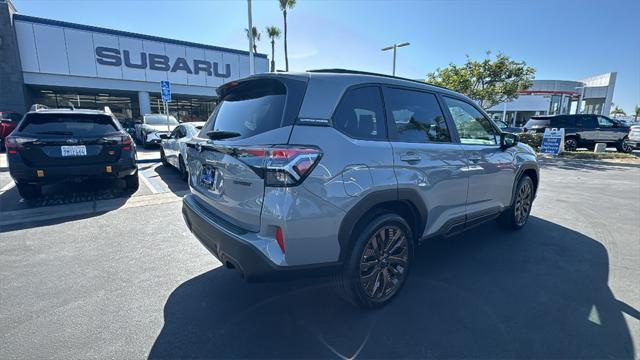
(1, 154, 639, 359)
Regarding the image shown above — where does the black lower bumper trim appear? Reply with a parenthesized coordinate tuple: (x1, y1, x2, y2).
(182, 194, 340, 282)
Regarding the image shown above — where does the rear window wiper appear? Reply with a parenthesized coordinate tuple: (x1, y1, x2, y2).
(35, 131, 74, 135)
(206, 130, 241, 140)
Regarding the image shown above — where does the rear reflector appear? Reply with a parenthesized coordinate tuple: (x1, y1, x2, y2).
(275, 226, 285, 254)
(37, 170, 44, 177)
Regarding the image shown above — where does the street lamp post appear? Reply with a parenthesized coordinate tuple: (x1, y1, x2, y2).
(381, 42, 410, 76)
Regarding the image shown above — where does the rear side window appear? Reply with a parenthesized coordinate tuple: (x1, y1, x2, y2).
(551, 116, 571, 128)
(577, 115, 596, 129)
(333, 86, 386, 140)
(200, 78, 306, 140)
(19, 113, 119, 136)
(384, 88, 451, 143)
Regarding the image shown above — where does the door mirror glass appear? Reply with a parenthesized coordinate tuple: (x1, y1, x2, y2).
(500, 133, 518, 149)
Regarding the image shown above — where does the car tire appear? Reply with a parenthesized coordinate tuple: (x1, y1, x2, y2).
(17, 183, 42, 200)
(564, 137, 578, 151)
(498, 175, 534, 230)
(178, 156, 188, 181)
(616, 137, 633, 153)
(160, 149, 169, 166)
(334, 213, 413, 309)
(124, 171, 139, 191)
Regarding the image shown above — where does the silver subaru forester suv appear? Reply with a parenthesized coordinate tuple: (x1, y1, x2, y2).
(182, 70, 539, 308)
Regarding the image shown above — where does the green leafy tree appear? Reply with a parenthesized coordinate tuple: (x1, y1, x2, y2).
(244, 26, 260, 53)
(426, 52, 535, 109)
(265, 26, 281, 72)
(610, 105, 626, 116)
(635, 105, 640, 121)
(278, 0, 296, 71)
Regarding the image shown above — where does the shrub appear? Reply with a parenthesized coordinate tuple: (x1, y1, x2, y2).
(517, 132, 543, 150)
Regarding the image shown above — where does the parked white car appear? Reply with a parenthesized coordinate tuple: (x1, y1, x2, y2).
(135, 114, 179, 148)
(159, 121, 205, 180)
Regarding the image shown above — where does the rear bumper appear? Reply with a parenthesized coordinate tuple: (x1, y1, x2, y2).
(8, 154, 137, 184)
(182, 194, 339, 282)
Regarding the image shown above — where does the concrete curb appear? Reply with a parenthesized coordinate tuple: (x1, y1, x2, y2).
(0, 190, 189, 229)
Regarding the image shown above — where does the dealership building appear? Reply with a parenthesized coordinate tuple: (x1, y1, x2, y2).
(0, 0, 268, 122)
(487, 73, 617, 127)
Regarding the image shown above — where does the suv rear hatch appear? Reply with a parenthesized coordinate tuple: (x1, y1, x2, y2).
(187, 75, 312, 232)
(10, 112, 129, 167)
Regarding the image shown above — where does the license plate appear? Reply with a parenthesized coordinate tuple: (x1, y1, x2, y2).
(200, 166, 216, 188)
(61, 145, 87, 157)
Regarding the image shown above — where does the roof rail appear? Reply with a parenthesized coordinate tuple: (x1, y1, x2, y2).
(306, 68, 451, 91)
(29, 104, 48, 112)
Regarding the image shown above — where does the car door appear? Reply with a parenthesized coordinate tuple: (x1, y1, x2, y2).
(597, 116, 624, 142)
(383, 87, 469, 237)
(441, 96, 517, 224)
(577, 115, 598, 142)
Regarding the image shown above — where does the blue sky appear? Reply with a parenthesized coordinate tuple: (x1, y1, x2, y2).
(13, 0, 640, 113)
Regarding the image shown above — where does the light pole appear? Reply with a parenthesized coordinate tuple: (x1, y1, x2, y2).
(381, 42, 410, 76)
(247, 0, 254, 75)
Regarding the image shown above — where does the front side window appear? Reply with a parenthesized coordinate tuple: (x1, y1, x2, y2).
(333, 86, 386, 140)
(443, 97, 498, 145)
(384, 88, 451, 143)
(597, 116, 614, 128)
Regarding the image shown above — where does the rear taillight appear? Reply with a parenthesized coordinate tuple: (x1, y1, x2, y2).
(5, 136, 36, 154)
(236, 145, 322, 187)
(102, 133, 133, 150)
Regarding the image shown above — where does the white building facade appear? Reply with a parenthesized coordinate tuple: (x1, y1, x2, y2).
(0, 0, 269, 122)
(487, 73, 617, 127)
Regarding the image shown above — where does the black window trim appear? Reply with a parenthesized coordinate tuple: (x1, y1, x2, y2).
(329, 84, 389, 142)
(440, 95, 501, 147)
(381, 85, 455, 145)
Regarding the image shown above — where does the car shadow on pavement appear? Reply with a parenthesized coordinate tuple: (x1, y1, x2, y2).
(151, 163, 190, 194)
(541, 158, 640, 172)
(149, 217, 637, 359)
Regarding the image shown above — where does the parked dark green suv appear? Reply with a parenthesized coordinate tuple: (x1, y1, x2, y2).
(524, 114, 632, 152)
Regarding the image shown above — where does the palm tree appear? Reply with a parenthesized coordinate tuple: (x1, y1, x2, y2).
(278, 0, 296, 71)
(244, 26, 261, 53)
(610, 105, 626, 117)
(635, 105, 639, 121)
(265, 26, 281, 72)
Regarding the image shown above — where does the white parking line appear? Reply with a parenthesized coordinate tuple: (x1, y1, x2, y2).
(138, 171, 162, 194)
(0, 180, 15, 193)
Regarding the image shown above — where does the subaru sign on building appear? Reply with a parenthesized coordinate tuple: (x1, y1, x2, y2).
(0, 0, 268, 122)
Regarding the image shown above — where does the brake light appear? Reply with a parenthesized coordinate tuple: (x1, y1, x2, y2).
(102, 133, 133, 150)
(275, 226, 285, 253)
(5, 135, 36, 154)
(236, 146, 322, 187)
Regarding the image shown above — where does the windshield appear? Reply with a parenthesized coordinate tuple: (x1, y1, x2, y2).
(19, 113, 119, 136)
(145, 115, 179, 125)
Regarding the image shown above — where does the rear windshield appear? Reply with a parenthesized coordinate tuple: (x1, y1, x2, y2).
(200, 78, 287, 140)
(19, 113, 119, 136)
(144, 115, 178, 125)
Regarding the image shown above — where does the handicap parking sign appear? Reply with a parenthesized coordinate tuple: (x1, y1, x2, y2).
(160, 81, 171, 102)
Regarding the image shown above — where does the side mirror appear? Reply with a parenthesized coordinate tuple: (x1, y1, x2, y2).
(159, 133, 170, 140)
(500, 132, 518, 149)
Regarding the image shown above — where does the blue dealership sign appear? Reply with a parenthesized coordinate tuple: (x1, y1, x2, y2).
(539, 128, 565, 155)
(160, 80, 171, 102)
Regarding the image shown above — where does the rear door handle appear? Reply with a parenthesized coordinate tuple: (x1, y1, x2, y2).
(400, 152, 421, 162)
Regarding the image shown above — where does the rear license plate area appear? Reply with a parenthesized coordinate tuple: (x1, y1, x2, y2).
(200, 165, 216, 189)
(61, 145, 87, 157)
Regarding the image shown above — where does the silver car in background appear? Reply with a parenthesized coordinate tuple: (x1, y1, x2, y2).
(134, 114, 179, 148)
(160, 121, 205, 180)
